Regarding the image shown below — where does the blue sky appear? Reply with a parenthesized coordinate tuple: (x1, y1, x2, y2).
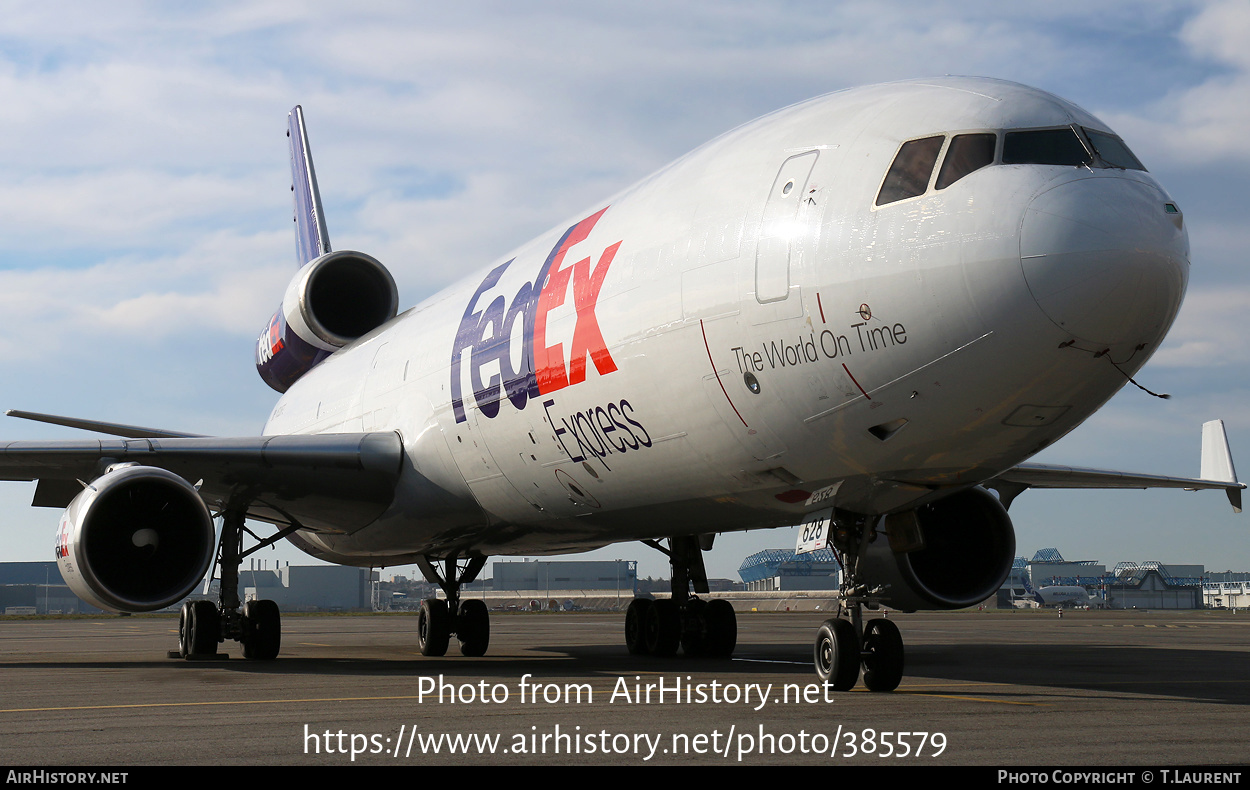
(0, 1, 1247, 581)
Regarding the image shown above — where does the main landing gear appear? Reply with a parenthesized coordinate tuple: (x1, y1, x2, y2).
(812, 515, 904, 692)
(414, 555, 490, 657)
(173, 508, 283, 661)
(624, 535, 736, 658)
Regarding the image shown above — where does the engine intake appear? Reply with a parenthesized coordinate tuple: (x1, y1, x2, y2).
(858, 486, 1015, 611)
(55, 465, 216, 612)
(256, 250, 398, 392)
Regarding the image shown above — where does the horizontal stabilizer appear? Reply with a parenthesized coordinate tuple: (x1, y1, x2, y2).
(995, 420, 1244, 513)
(6, 409, 205, 439)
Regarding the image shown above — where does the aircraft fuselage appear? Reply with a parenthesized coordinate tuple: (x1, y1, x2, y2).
(266, 78, 1188, 565)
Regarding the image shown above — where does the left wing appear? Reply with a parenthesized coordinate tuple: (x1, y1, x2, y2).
(991, 419, 1243, 513)
(0, 432, 405, 531)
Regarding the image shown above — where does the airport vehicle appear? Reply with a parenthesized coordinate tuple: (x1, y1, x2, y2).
(1, 77, 1242, 691)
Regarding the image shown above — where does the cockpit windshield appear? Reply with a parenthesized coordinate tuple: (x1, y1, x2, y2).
(1082, 128, 1146, 171)
(1002, 128, 1092, 167)
(874, 125, 1147, 208)
(935, 133, 996, 190)
(875, 135, 944, 206)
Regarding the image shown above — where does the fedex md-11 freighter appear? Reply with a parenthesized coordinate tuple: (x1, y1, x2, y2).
(3, 77, 1241, 691)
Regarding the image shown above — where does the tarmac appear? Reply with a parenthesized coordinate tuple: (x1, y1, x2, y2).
(0, 608, 1247, 766)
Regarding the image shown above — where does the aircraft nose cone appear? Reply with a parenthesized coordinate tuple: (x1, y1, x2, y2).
(1020, 177, 1188, 347)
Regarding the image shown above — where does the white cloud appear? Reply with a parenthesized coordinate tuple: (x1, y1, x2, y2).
(0, 230, 290, 361)
(0, 170, 282, 249)
(1152, 286, 1250, 368)
(1101, 0, 1250, 165)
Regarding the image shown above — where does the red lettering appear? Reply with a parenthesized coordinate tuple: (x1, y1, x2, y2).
(567, 241, 620, 384)
(534, 208, 613, 394)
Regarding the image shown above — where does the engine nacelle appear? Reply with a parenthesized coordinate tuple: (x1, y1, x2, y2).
(55, 465, 216, 613)
(256, 250, 399, 392)
(857, 486, 1015, 611)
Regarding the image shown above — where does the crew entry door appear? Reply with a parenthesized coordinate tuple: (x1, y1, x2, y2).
(755, 151, 818, 304)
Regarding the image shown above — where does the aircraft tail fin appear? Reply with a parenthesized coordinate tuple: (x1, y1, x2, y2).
(1201, 419, 1241, 512)
(256, 107, 398, 393)
(288, 105, 331, 266)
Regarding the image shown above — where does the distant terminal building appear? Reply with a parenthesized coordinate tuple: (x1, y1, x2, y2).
(491, 560, 637, 593)
(1108, 562, 1203, 609)
(1203, 571, 1250, 609)
(999, 550, 1209, 609)
(0, 561, 104, 614)
(1204, 580, 1250, 609)
(235, 562, 376, 611)
(1026, 548, 1107, 588)
(738, 549, 839, 591)
(0, 560, 375, 614)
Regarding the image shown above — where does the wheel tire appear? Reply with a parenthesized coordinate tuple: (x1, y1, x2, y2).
(679, 598, 708, 656)
(178, 601, 194, 658)
(188, 600, 220, 657)
(813, 618, 859, 691)
(242, 599, 282, 661)
(704, 599, 737, 658)
(625, 598, 653, 655)
(861, 618, 904, 692)
(417, 598, 450, 657)
(456, 599, 490, 657)
(645, 598, 680, 656)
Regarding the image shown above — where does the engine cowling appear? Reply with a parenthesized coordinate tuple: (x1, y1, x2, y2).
(256, 250, 399, 392)
(55, 465, 216, 613)
(857, 486, 1015, 611)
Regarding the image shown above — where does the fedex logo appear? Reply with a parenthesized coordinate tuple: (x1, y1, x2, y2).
(452, 207, 621, 423)
(256, 312, 285, 365)
(55, 514, 70, 560)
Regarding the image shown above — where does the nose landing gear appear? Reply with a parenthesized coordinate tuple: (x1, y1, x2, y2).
(812, 514, 905, 692)
(813, 607, 905, 692)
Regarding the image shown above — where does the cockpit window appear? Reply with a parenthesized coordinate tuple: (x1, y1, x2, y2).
(876, 135, 944, 206)
(1002, 128, 1092, 167)
(935, 133, 996, 190)
(1082, 128, 1146, 171)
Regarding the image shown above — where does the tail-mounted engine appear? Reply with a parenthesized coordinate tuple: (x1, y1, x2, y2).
(255, 250, 399, 392)
(55, 465, 216, 613)
(856, 486, 1016, 611)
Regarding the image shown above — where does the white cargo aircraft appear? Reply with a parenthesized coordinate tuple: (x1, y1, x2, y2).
(1033, 586, 1097, 608)
(2, 77, 1242, 691)
(1019, 576, 1099, 608)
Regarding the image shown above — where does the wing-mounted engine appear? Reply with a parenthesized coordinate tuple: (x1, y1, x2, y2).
(255, 250, 399, 392)
(55, 464, 216, 612)
(857, 486, 1015, 611)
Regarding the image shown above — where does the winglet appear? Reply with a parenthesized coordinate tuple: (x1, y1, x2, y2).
(288, 105, 331, 266)
(1201, 419, 1241, 512)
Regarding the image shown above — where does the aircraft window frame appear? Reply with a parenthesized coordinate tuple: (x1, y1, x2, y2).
(874, 134, 945, 207)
